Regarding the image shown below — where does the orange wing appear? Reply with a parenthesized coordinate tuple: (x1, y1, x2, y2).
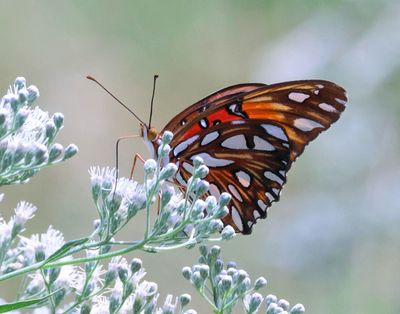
(160, 80, 347, 234)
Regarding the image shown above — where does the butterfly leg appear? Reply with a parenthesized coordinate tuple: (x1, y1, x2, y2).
(129, 153, 145, 179)
(113, 135, 141, 196)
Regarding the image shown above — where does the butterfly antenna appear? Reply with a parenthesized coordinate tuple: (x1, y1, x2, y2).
(148, 74, 159, 128)
(86, 75, 147, 126)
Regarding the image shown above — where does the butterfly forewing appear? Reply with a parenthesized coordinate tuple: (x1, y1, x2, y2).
(159, 80, 347, 234)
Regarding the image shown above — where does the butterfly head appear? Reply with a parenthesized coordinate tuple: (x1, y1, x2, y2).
(140, 124, 158, 142)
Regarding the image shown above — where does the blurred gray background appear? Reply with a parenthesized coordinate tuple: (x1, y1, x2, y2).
(1, 1, 399, 313)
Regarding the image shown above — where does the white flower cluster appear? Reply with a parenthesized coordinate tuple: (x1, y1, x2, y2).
(0, 77, 77, 185)
(182, 245, 305, 314)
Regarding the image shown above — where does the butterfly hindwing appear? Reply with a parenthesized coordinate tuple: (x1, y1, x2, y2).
(173, 120, 291, 234)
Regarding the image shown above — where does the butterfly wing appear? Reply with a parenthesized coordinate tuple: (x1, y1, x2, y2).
(160, 80, 347, 234)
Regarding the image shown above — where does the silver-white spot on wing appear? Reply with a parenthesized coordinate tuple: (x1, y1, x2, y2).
(264, 171, 284, 185)
(235, 170, 251, 188)
(192, 153, 234, 167)
(335, 97, 347, 106)
(231, 206, 243, 232)
(182, 162, 194, 174)
(228, 184, 243, 202)
(221, 134, 247, 149)
(316, 84, 324, 89)
(294, 118, 324, 132)
(288, 92, 310, 103)
(253, 210, 261, 219)
(257, 199, 267, 210)
(176, 172, 186, 186)
(209, 183, 221, 199)
(319, 102, 338, 113)
(200, 118, 207, 128)
(266, 192, 275, 202)
(231, 120, 245, 125)
(201, 131, 219, 146)
(254, 136, 275, 151)
(173, 135, 199, 157)
(261, 124, 288, 141)
(272, 188, 280, 196)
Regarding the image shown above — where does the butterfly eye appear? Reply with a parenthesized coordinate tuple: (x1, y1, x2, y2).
(148, 127, 158, 141)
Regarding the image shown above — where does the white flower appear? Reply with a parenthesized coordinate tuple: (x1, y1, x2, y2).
(0, 219, 11, 246)
(13, 201, 37, 227)
(53, 264, 78, 291)
(20, 226, 64, 260)
(91, 296, 110, 314)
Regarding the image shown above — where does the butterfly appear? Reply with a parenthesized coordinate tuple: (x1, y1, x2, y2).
(88, 76, 347, 234)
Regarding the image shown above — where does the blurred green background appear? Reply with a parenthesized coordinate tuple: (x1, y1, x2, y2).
(1, 1, 399, 313)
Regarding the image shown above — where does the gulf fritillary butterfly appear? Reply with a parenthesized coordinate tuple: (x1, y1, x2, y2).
(89, 77, 347, 234)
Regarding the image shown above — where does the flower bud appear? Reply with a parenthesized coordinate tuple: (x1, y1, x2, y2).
(13, 142, 27, 164)
(162, 131, 173, 144)
(49, 143, 63, 162)
(218, 193, 231, 207)
(265, 294, 278, 306)
(118, 264, 129, 283)
(33, 143, 48, 165)
(238, 277, 251, 294)
(158, 144, 171, 158)
(0, 108, 8, 127)
(218, 275, 232, 293)
(199, 245, 208, 257)
(52, 112, 64, 129)
(14, 77, 26, 90)
(191, 271, 204, 290)
(179, 294, 191, 308)
(181, 267, 192, 281)
(290, 304, 306, 314)
(214, 259, 224, 273)
(27, 85, 39, 103)
(278, 299, 290, 311)
(144, 159, 157, 175)
(192, 156, 203, 168)
(247, 293, 263, 313)
(63, 144, 78, 160)
(161, 185, 174, 207)
(215, 206, 229, 219)
(208, 219, 223, 232)
(18, 89, 29, 104)
(14, 108, 28, 129)
(191, 200, 206, 219)
(35, 243, 46, 262)
(45, 121, 57, 141)
(159, 163, 177, 180)
(210, 246, 221, 259)
(254, 277, 267, 290)
(104, 268, 117, 287)
(221, 226, 235, 242)
(266, 303, 279, 314)
(199, 264, 209, 279)
(49, 267, 61, 284)
(130, 258, 142, 274)
(195, 180, 209, 196)
(10, 95, 19, 112)
(194, 165, 209, 179)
